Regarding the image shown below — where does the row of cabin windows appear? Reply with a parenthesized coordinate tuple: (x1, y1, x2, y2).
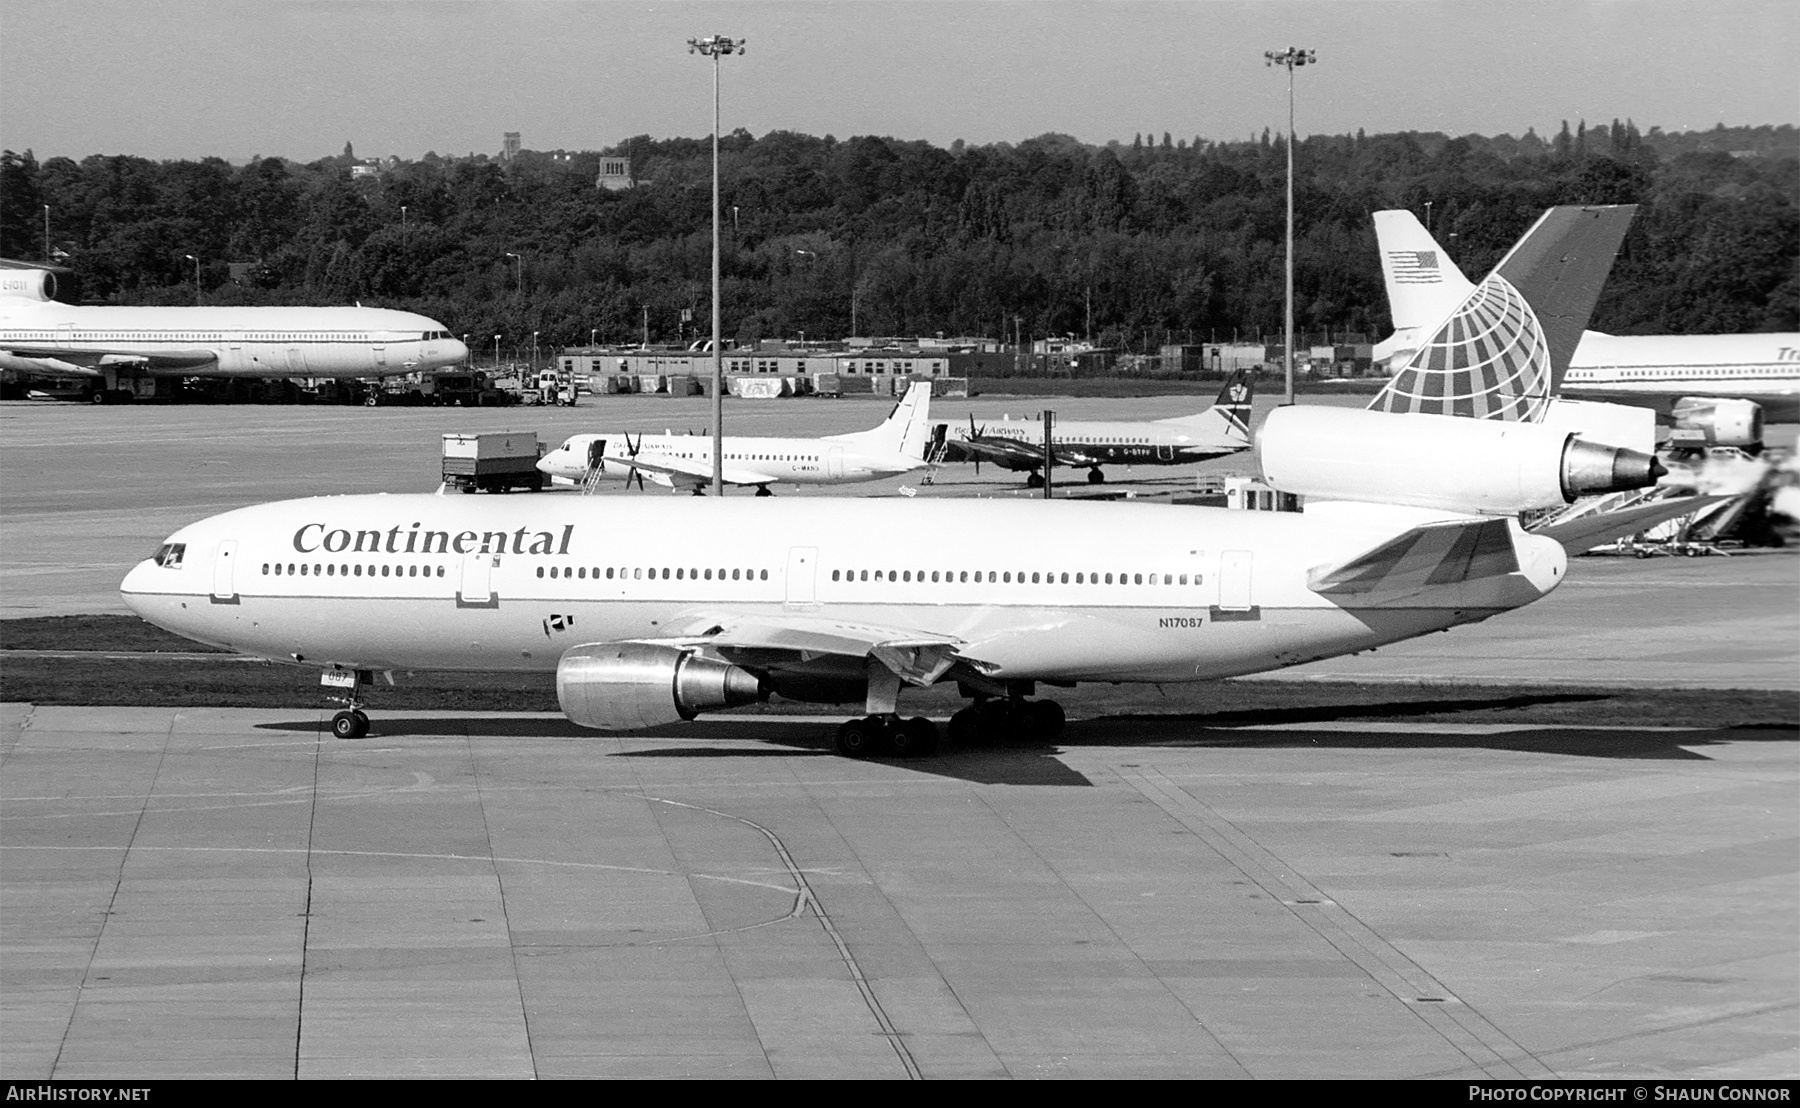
(834, 568, 1200, 586)
(38, 332, 381, 343)
(264, 562, 446, 578)
(538, 566, 769, 581)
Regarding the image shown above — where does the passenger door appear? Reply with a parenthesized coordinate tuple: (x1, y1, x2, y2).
(458, 551, 499, 608)
(1218, 550, 1254, 611)
(210, 539, 239, 605)
(785, 547, 817, 607)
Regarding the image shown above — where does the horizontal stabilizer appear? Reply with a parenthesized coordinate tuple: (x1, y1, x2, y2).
(1529, 494, 1730, 554)
(1308, 517, 1518, 597)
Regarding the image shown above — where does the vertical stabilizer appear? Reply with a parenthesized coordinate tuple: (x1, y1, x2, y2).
(1374, 210, 1475, 333)
(1370, 204, 1634, 422)
(1491, 205, 1636, 388)
(830, 381, 934, 457)
(1157, 367, 1255, 441)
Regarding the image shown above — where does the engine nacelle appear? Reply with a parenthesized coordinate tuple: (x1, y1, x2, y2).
(1258, 406, 1665, 515)
(557, 641, 766, 730)
(0, 268, 57, 302)
(1669, 397, 1763, 450)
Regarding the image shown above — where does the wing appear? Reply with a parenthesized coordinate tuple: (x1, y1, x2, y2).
(962, 435, 1052, 469)
(601, 450, 779, 488)
(0, 343, 219, 373)
(661, 610, 994, 687)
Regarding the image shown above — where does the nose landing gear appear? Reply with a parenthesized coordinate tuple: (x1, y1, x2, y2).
(331, 708, 370, 739)
(322, 667, 383, 739)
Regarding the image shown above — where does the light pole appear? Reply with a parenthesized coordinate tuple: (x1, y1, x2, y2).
(184, 254, 200, 305)
(42, 205, 49, 264)
(493, 334, 502, 371)
(462, 334, 470, 366)
(532, 331, 539, 373)
(689, 32, 746, 496)
(590, 327, 597, 348)
(505, 251, 522, 293)
(1423, 199, 1433, 234)
(1265, 45, 1316, 406)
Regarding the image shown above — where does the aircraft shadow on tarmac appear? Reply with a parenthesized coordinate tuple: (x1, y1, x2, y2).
(1066, 718, 1797, 762)
(256, 701, 1797, 783)
(256, 714, 1095, 787)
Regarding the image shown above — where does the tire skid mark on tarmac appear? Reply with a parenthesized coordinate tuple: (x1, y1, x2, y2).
(642, 794, 924, 1080)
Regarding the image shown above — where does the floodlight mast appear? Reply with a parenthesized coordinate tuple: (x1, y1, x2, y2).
(689, 34, 746, 495)
(1265, 46, 1315, 407)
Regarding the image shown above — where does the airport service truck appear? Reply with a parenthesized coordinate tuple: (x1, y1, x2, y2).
(441, 432, 545, 493)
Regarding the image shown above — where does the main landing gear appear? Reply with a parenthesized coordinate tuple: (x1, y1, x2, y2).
(947, 695, 1065, 746)
(834, 715, 940, 759)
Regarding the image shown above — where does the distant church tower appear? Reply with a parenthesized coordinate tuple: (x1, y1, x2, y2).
(502, 132, 520, 161)
(596, 157, 633, 191)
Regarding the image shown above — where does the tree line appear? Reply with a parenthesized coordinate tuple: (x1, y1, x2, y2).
(2, 121, 1793, 354)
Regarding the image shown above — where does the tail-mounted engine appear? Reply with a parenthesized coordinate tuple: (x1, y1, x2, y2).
(1258, 406, 1665, 515)
(557, 641, 766, 730)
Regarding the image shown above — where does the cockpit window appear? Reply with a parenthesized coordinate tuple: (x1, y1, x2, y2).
(153, 542, 187, 568)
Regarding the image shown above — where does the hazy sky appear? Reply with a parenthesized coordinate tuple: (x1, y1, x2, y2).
(3, 0, 1795, 163)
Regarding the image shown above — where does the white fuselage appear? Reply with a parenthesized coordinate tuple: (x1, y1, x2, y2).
(1558, 333, 1800, 421)
(120, 495, 1564, 687)
(0, 301, 468, 379)
(538, 432, 923, 486)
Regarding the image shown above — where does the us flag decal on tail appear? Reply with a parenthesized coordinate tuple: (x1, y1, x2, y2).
(1386, 249, 1441, 283)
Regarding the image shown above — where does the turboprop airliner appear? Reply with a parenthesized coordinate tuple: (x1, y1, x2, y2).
(536, 381, 933, 494)
(936, 368, 1254, 486)
(0, 265, 468, 402)
(1371, 209, 1800, 430)
(121, 204, 1663, 757)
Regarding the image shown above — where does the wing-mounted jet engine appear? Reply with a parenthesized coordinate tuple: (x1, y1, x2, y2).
(1669, 397, 1764, 451)
(557, 641, 767, 729)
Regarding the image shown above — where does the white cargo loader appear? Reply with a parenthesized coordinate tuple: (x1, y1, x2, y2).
(441, 432, 545, 493)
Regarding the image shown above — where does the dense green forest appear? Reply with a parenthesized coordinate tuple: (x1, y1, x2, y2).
(2, 121, 1794, 353)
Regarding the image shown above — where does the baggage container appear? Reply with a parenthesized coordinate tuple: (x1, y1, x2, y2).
(441, 433, 545, 493)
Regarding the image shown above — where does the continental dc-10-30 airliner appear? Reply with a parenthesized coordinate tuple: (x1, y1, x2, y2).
(120, 206, 1661, 757)
(0, 265, 468, 401)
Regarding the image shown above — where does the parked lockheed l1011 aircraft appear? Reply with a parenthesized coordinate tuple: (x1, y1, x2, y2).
(0, 264, 467, 402)
(121, 207, 1663, 757)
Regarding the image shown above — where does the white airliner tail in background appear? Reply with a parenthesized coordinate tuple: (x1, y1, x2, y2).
(1370, 210, 1476, 370)
(1155, 368, 1255, 440)
(825, 380, 933, 458)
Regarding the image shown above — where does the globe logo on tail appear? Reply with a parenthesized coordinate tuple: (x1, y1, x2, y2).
(1370, 273, 1552, 422)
